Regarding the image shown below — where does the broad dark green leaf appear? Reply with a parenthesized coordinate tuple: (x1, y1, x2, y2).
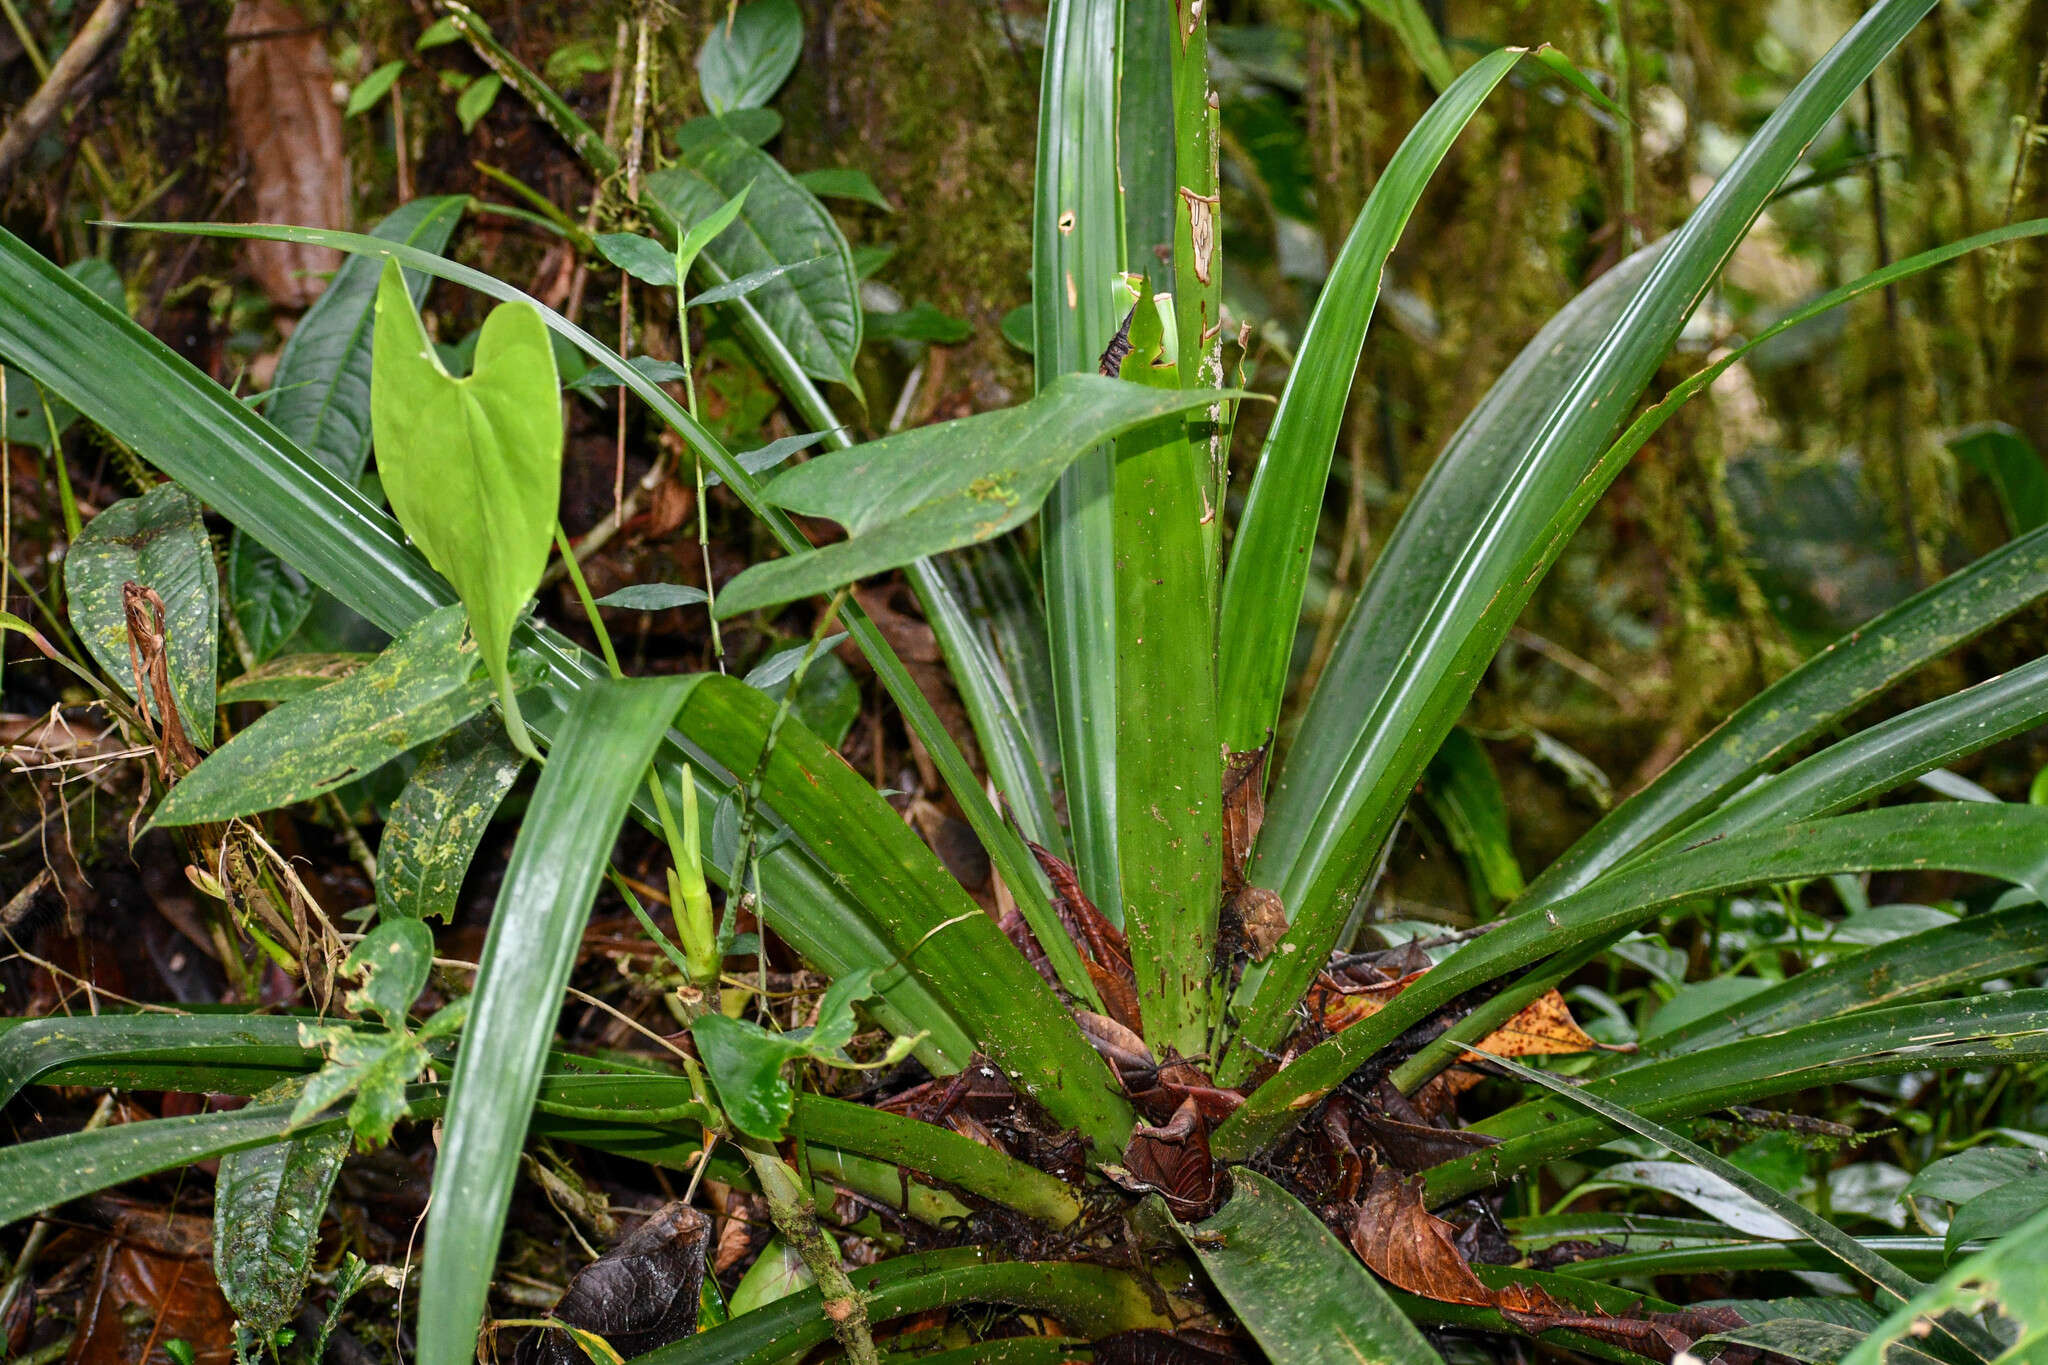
(1947, 1174, 2048, 1259)
(1216, 47, 1523, 754)
(865, 301, 970, 343)
(230, 195, 466, 662)
(419, 675, 694, 1365)
(716, 374, 1234, 617)
(1033, 0, 1126, 921)
(213, 1081, 350, 1336)
(1952, 423, 2048, 539)
(64, 481, 219, 746)
(644, 117, 860, 388)
(595, 232, 677, 287)
(746, 641, 859, 747)
(1217, 804, 2048, 1156)
(372, 258, 561, 757)
(1178, 1170, 1438, 1365)
(1906, 1148, 2048, 1207)
(1243, 0, 1941, 1070)
(696, 0, 802, 113)
(376, 715, 525, 922)
(153, 605, 498, 826)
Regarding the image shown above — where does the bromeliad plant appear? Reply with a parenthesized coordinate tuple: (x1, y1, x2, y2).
(6, 1, 2048, 1362)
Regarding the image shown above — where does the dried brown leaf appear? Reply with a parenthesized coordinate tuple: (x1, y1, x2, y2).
(226, 0, 348, 307)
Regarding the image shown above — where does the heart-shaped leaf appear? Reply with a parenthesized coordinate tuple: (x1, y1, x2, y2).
(371, 258, 561, 756)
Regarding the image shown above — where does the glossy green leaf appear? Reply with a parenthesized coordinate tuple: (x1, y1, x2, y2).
(645, 117, 860, 388)
(716, 374, 1233, 617)
(1111, 288, 1221, 1059)
(794, 167, 888, 211)
(1216, 47, 1523, 753)
(1420, 726, 1523, 908)
(0, 1012, 320, 1109)
(372, 257, 561, 757)
(1216, 803, 2048, 1156)
(456, 72, 503, 132)
(1952, 423, 2048, 539)
(376, 715, 526, 922)
(1179, 1170, 1438, 1365)
(64, 481, 219, 746)
(1033, 0, 1126, 921)
(0, 257, 125, 449)
(628, 1251, 1166, 1365)
(689, 1013, 805, 1141)
(1947, 1173, 2048, 1259)
(218, 653, 368, 705)
(0, 1100, 332, 1229)
(595, 231, 677, 286)
(1524, 221, 2048, 907)
(153, 605, 497, 826)
(669, 675, 1129, 1150)
(345, 919, 435, 1024)
(1241, 0, 1940, 1069)
(696, 0, 802, 113)
(213, 1081, 350, 1336)
(793, 1094, 1081, 1227)
(1906, 1148, 2048, 1207)
(596, 583, 708, 611)
(746, 642, 858, 747)
(421, 675, 691, 1365)
(346, 59, 406, 116)
(688, 256, 828, 309)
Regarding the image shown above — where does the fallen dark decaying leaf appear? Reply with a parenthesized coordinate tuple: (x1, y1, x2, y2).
(72, 1203, 236, 1365)
(1347, 1169, 1746, 1362)
(1114, 1097, 1223, 1220)
(515, 1201, 711, 1364)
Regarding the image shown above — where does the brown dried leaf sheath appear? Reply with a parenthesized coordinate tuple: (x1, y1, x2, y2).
(225, 0, 348, 307)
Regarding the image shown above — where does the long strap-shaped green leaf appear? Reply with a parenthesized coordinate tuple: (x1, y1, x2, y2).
(1213, 803, 2048, 1157)
(669, 675, 1131, 1152)
(1177, 1169, 1440, 1365)
(627, 1250, 1170, 1365)
(1233, 0, 1939, 1072)
(1392, 638, 2048, 1091)
(0, 226, 977, 1070)
(1426, 989, 2048, 1201)
(421, 674, 689, 1365)
(1034, 0, 1126, 921)
(1470, 1051, 2004, 1364)
(1217, 46, 1523, 755)
(443, 5, 1075, 967)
